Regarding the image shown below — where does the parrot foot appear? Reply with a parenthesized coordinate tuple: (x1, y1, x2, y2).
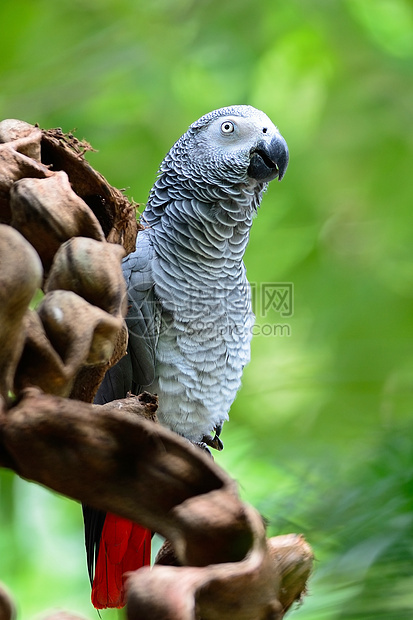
(201, 424, 224, 452)
(193, 441, 212, 457)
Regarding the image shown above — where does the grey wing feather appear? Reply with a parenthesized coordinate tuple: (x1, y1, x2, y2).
(94, 354, 134, 404)
(124, 231, 160, 388)
(95, 230, 160, 404)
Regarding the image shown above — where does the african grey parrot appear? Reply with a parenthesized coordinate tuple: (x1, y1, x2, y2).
(83, 104, 289, 608)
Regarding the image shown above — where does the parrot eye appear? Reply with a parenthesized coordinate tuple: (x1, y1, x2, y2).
(221, 121, 235, 134)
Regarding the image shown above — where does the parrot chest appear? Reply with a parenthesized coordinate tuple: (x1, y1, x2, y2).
(143, 190, 259, 441)
(150, 268, 254, 441)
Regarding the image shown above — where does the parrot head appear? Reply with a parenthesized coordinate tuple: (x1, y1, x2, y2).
(165, 105, 289, 189)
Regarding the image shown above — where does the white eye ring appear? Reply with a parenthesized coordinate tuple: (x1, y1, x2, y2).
(221, 120, 235, 134)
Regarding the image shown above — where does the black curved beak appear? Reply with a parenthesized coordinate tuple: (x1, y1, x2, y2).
(248, 134, 289, 183)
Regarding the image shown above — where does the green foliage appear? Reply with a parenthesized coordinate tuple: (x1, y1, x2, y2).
(1, 0, 413, 617)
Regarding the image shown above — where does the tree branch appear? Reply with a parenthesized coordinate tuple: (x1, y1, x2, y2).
(0, 388, 312, 619)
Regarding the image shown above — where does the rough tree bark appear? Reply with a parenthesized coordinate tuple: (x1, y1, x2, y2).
(0, 119, 313, 620)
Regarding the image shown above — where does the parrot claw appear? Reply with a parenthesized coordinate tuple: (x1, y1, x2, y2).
(201, 428, 224, 452)
(193, 441, 212, 457)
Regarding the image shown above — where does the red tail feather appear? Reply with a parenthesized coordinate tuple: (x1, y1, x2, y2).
(91, 513, 151, 609)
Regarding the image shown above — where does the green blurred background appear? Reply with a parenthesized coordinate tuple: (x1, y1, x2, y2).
(1, 0, 413, 618)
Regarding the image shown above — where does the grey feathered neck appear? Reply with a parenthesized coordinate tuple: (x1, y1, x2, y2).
(141, 106, 268, 276)
(142, 167, 264, 275)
